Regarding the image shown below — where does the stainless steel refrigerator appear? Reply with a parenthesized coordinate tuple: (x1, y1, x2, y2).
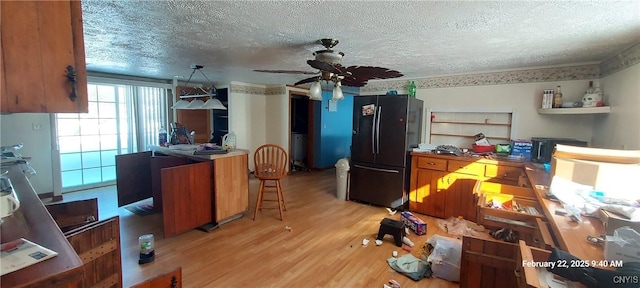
(349, 95, 423, 209)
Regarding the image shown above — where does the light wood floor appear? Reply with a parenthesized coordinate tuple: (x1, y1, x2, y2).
(68, 169, 463, 288)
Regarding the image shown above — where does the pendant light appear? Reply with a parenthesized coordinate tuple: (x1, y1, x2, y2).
(174, 65, 226, 110)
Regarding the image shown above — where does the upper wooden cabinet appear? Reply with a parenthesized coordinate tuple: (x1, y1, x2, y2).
(1, 0, 88, 113)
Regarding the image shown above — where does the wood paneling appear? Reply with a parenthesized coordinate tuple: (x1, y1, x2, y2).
(460, 236, 519, 288)
(65, 216, 122, 288)
(46, 198, 98, 232)
(161, 161, 213, 237)
(214, 154, 249, 221)
(115, 151, 152, 207)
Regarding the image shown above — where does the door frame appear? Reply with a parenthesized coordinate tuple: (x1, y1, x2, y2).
(288, 90, 315, 170)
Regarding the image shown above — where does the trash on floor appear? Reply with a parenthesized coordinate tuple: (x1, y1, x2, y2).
(284, 225, 292, 232)
(387, 254, 432, 281)
(402, 236, 414, 247)
(425, 234, 462, 282)
(362, 238, 370, 246)
(386, 208, 397, 216)
(435, 216, 484, 236)
(389, 279, 401, 288)
(401, 211, 427, 235)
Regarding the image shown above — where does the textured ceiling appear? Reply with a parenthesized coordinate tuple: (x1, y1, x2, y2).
(82, 0, 640, 86)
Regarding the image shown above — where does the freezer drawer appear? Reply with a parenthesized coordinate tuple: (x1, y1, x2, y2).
(349, 164, 407, 209)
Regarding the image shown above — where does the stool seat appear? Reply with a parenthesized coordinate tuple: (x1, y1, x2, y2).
(377, 218, 405, 247)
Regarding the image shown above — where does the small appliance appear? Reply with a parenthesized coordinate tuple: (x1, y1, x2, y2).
(531, 137, 588, 163)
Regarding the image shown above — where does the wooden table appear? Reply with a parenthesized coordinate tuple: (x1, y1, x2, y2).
(0, 165, 83, 287)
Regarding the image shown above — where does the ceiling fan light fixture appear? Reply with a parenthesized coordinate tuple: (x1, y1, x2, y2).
(332, 82, 344, 101)
(308, 81, 322, 101)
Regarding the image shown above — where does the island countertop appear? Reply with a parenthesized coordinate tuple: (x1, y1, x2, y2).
(150, 145, 249, 161)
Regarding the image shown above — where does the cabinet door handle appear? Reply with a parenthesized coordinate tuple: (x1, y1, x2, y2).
(66, 65, 77, 101)
(427, 162, 436, 165)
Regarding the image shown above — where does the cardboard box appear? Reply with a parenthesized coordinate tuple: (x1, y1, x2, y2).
(510, 139, 532, 161)
(401, 211, 427, 235)
(600, 209, 640, 236)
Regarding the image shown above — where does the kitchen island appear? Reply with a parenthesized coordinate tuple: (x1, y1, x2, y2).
(115, 147, 249, 237)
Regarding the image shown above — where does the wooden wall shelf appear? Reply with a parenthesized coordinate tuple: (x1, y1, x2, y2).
(537, 106, 610, 114)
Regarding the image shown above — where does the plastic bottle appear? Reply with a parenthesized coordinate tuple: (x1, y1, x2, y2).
(158, 126, 168, 147)
(408, 81, 417, 98)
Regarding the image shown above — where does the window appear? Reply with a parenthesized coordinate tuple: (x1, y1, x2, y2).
(55, 82, 168, 191)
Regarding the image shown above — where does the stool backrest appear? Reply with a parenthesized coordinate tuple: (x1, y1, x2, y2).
(254, 144, 288, 179)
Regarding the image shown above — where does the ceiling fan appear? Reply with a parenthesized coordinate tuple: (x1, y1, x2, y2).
(254, 39, 403, 97)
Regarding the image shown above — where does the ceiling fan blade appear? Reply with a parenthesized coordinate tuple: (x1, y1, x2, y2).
(253, 69, 318, 75)
(306, 60, 344, 75)
(294, 76, 319, 86)
(340, 75, 367, 87)
(345, 66, 404, 81)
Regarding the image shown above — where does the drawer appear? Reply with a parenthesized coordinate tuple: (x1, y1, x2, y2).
(485, 165, 524, 183)
(477, 192, 544, 223)
(416, 157, 447, 171)
(447, 160, 484, 176)
(474, 180, 536, 199)
(515, 241, 570, 288)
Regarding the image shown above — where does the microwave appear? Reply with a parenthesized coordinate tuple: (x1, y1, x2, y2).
(531, 137, 588, 163)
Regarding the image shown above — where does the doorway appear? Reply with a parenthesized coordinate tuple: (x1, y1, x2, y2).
(289, 93, 313, 171)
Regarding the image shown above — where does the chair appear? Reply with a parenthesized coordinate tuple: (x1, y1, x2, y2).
(253, 144, 288, 221)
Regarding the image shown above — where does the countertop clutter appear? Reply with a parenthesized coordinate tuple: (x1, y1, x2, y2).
(410, 147, 640, 287)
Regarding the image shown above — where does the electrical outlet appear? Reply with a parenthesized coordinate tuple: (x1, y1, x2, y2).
(32, 123, 42, 131)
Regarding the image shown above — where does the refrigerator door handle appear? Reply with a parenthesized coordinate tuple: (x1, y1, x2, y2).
(353, 164, 399, 173)
(376, 106, 382, 154)
(371, 106, 377, 155)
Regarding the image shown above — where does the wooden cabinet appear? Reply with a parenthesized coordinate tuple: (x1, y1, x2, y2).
(409, 153, 529, 222)
(410, 168, 445, 217)
(0, 0, 88, 113)
(115, 149, 249, 237)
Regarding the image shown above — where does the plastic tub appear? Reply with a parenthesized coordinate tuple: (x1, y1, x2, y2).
(472, 144, 495, 153)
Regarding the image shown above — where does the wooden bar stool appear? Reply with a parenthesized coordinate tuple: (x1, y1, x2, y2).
(253, 144, 288, 221)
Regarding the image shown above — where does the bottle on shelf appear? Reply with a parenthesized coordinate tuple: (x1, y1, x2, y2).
(158, 126, 168, 147)
(553, 85, 563, 108)
(586, 81, 594, 94)
(408, 81, 417, 98)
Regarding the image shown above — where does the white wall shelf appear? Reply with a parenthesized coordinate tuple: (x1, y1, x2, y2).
(537, 106, 610, 115)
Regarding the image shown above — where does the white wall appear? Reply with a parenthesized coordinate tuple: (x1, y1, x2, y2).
(0, 113, 54, 194)
(364, 79, 598, 144)
(265, 89, 289, 152)
(228, 82, 267, 171)
(593, 63, 640, 149)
